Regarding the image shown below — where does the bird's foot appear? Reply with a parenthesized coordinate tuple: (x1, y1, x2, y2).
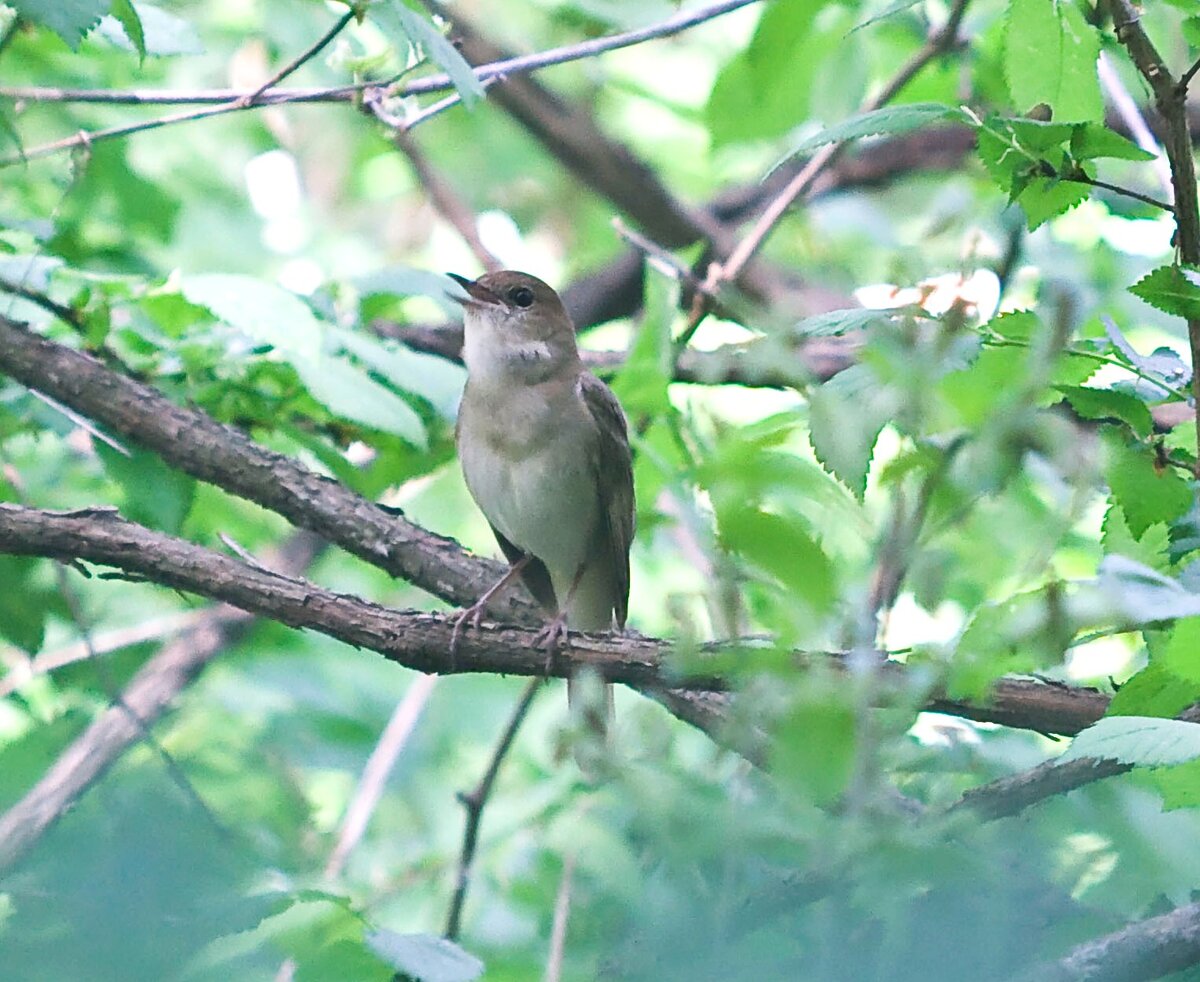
(448, 600, 489, 669)
(533, 613, 570, 673)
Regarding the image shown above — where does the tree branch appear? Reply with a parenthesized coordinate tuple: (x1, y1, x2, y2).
(0, 0, 761, 168)
(0, 530, 324, 873)
(0, 503, 1114, 735)
(1020, 899, 1200, 982)
(445, 677, 542, 940)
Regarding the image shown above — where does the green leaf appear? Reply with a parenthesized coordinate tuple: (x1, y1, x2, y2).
(705, 0, 826, 147)
(0, 555, 50, 652)
(365, 931, 484, 982)
(1157, 617, 1200, 685)
(850, 0, 924, 33)
(793, 306, 923, 338)
(294, 355, 427, 448)
(609, 264, 676, 419)
(97, 443, 197, 534)
(1056, 385, 1153, 438)
(1061, 716, 1200, 767)
(1109, 662, 1200, 719)
(331, 328, 464, 420)
(181, 274, 323, 358)
(716, 507, 836, 614)
(771, 103, 964, 173)
(1103, 428, 1194, 538)
(1004, 0, 1101, 121)
(5, 0, 107, 48)
(807, 364, 893, 498)
(940, 345, 1025, 426)
(1101, 504, 1169, 571)
(370, 1, 484, 108)
(1185, 16, 1200, 48)
(1129, 265, 1200, 321)
(108, 0, 144, 59)
(1070, 123, 1155, 162)
(96, 3, 202, 56)
(354, 266, 461, 316)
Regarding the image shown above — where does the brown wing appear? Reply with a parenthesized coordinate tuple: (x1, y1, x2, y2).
(490, 524, 558, 615)
(577, 371, 635, 628)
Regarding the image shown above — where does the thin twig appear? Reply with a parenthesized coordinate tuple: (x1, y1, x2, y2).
(325, 673, 439, 879)
(391, 127, 502, 272)
(545, 853, 576, 982)
(718, 0, 970, 291)
(445, 677, 543, 940)
(239, 8, 356, 107)
(1064, 173, 1173, 213)
(0, 0, 760, 167)
(0, 274, 84, 330)
(1180, 55, 1200, 95)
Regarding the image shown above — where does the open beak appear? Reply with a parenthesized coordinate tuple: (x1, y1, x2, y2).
(446, 273, 502, 307)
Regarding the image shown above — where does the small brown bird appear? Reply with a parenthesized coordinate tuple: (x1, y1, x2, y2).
(447, 270, 634, 702)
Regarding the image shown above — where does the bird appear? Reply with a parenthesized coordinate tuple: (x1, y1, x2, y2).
(447, 270, 634, 729)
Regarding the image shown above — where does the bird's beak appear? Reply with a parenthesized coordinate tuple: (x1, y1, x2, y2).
(446, 273, 502, 307)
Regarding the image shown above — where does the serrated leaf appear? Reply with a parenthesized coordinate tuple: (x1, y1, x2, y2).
(6, 0, 108, 48)
(108, 0, 144, 59)
(792, 306, 922, 338)
(1109, 662, 1200, 719)
(1157, 617, 1200, 685)
(1070, 123, 1155, 162)
(1103, 428, 1194, 538)
(850, 0, 924, 33)
(365, 931, 484, 982)
(807, 364, 892, 498)
(1057, 385, 1153, 438)
(96, 3, 202, 56)
(1101, 504, 1169, 570)
(771, 103, 964, 173)
(1016, 174, 1090, 229)
(1004, 0, 1101, 122)
(370, 1, 484, 108)
(1129, 265, 1200, 321)
(1061, 715, 1200, 767)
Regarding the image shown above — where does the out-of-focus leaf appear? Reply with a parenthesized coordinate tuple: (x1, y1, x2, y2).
(1103, 428, 1193, 538)
(705, 0, 825, 146)
(181, 274, 322, 358)
(6, 0, 107, 48)
(808, 364, 893, 498)
(1129, 265, 1200, 321)
(294, 355, 428, 448)
(1109, 662, 1199, 719)
(1004, 0, 1101, 121)
(610, 264, 676, 419)
(793, 306, 922, 338)
(333, 328, 464, 420)
(1061, 716, 1200, 767)
(97, 2, 202, 56)
(370, 1, 484, 107)
(1070, 124, 1155, 162)
(1093, 555, 1200, 624)
(0, 255, 63, 292)
(97, 443, 197, 534)
(771, 103, 965, 173)
(0, 554, 50, 652)
(1156, 617, 1200, 685)
(716, 506, 836, 615)
(366, 931, 484, 982)
(850, 0, 924, 33)
(107, 0, 144, 59)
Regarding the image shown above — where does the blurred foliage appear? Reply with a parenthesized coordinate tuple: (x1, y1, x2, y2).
(2, 0, 1200, 979)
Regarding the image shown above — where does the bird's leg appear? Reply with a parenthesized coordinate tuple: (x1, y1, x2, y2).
(449, 553, 533, 665)
(534, 561, 590, 671)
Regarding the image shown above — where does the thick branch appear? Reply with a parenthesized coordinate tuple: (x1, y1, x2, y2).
(0, 503, 1115, 739)
(1021, 900, 1200, 982)
(0, 314, 530, 620)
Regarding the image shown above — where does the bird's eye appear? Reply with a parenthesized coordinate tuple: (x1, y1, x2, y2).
(508, 286, 535, 308)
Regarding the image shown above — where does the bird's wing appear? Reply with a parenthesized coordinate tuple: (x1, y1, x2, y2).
(577, 371, 635, 628)
(490, 524, 558, 615)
